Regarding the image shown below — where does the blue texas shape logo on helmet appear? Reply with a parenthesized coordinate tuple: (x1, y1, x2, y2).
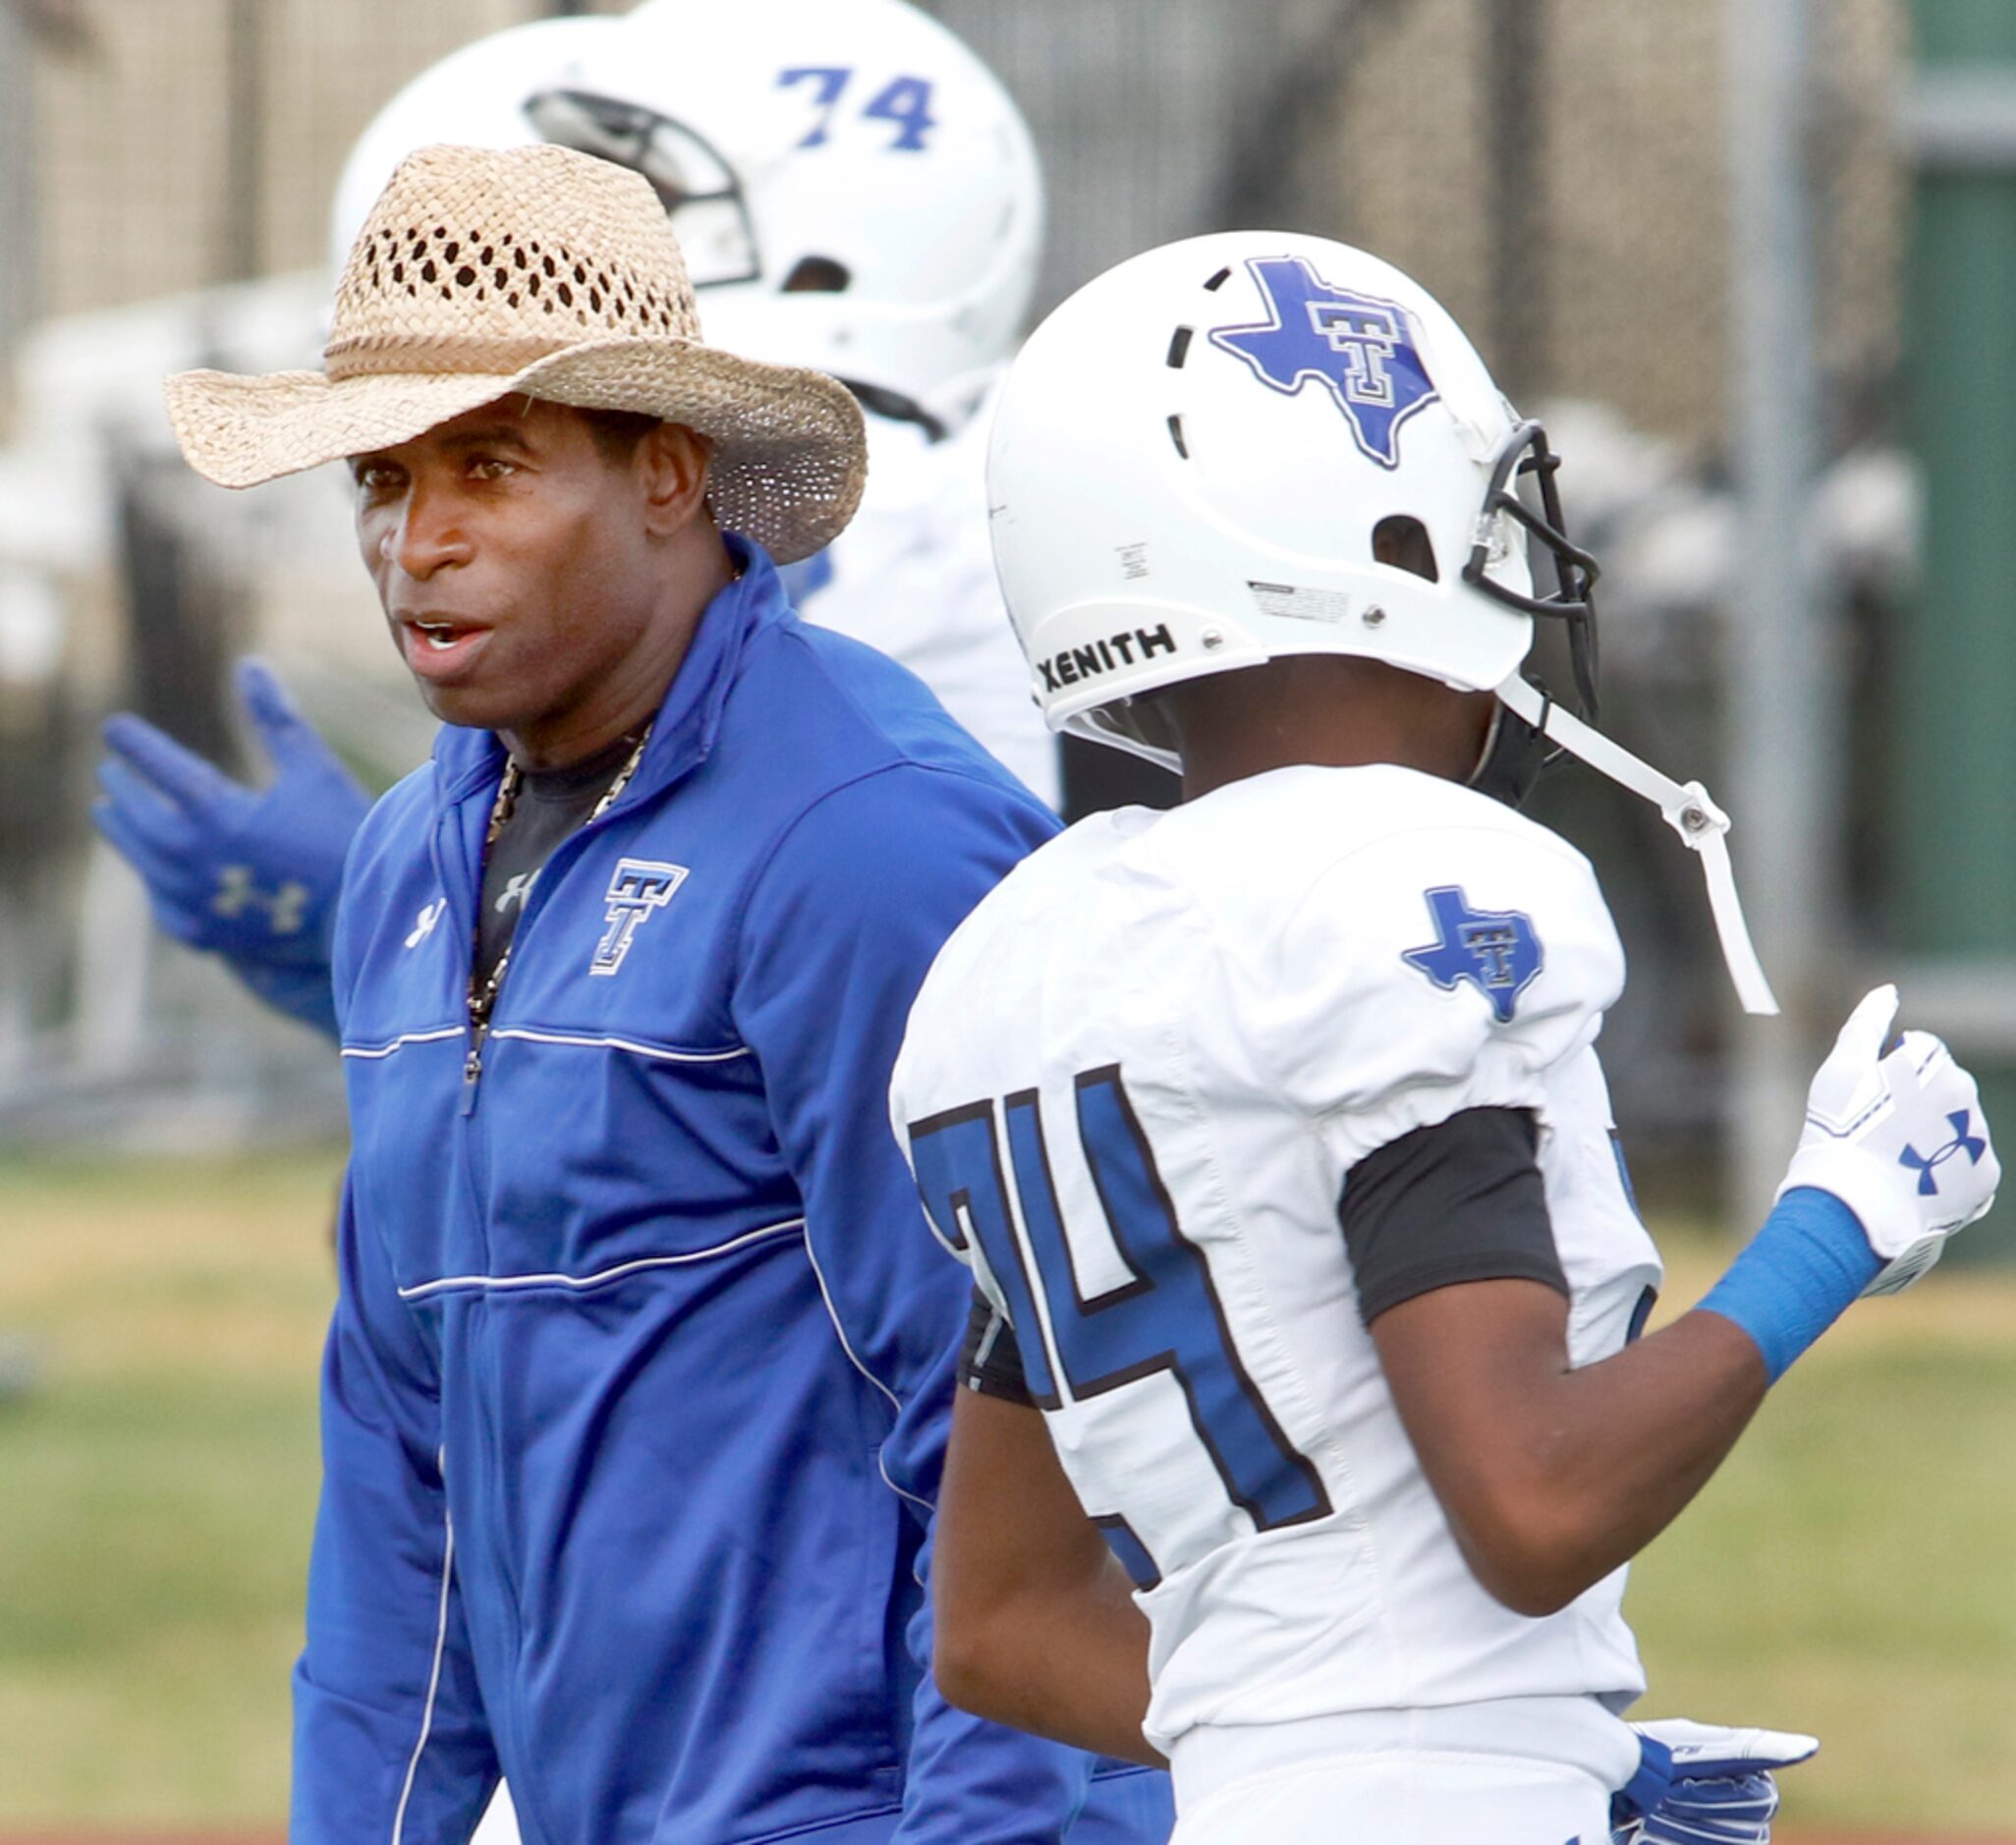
(1208, 256, 1437, 469)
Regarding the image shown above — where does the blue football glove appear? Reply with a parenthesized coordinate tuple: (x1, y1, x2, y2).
(1611, 1718, 1820, 1845)
(92, 657, 368, 1038)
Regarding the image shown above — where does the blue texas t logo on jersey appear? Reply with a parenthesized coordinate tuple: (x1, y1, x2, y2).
(1208, 256, 1437, 468)
(1402, 885, 1544, 1023)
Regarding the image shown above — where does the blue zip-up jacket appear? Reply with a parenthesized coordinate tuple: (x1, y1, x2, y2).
(303, 542, 1158, 1843)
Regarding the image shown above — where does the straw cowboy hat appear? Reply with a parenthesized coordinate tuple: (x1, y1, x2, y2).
(163, 141, 868, 564)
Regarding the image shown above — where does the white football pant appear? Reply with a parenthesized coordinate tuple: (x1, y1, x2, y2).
(1171, 1751, 1611, 1844)
(471, 1781, 519, 1844)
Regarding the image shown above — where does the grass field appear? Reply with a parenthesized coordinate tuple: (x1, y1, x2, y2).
(0, 1152, 335, 1825)
(1631, 1237, 2016, 1829)
(0, 1151, 2010, 1831)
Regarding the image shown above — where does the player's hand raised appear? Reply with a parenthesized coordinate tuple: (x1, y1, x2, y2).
(92, 657, 368, 1035)
(1778, 985, 1998, 1294)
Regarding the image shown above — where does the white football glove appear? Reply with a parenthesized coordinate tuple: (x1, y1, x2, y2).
(1777, 985, 1999, 1295)
(1612, 1718, 1820, 1845)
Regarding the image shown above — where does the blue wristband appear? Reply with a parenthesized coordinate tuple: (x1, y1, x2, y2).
(1697, 1186, 1882, 1384)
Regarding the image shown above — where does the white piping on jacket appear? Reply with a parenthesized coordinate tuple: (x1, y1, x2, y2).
(397, 1217, 807, 1302)
(487, 1027, 751, 1064)
(341, 1026, 464, 1060)
(800, 1230, 933, 1519)
(390, 1507, 455, 1845)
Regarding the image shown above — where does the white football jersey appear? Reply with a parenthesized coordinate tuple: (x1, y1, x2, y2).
(891, 764, 1661, 1761)
(795, 390, 1062, 811)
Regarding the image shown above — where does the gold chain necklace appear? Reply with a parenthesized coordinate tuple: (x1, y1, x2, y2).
(463, 722, 654, 1084)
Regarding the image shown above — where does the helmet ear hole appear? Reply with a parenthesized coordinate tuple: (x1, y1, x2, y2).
(782, 255, 852, 294)
(1372, 514, 1438, 583)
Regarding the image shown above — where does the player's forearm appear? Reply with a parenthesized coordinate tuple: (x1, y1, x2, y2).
(932, 1387, 1162, 1765)
(1459, 1185, 1900, 1610)
(1467, 1309, 1768, 1613)
(1376, 1280, 1768, 1616)
(933, 1561, 1162, 1767)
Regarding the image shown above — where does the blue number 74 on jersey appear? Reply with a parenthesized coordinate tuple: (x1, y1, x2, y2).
(908, 1066, 1331, 1587)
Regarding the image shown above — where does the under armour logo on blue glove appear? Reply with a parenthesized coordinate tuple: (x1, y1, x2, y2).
(212, 864, 312, 935)
(93, 657, 371, 1037)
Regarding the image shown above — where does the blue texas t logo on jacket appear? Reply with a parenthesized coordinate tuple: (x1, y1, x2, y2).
(591, 858, 690, 977)
(1402, 885, 1544, 1023)
(1209, 255, 1437, 468)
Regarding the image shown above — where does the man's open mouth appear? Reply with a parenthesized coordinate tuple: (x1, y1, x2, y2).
(398, 617, 492, 680)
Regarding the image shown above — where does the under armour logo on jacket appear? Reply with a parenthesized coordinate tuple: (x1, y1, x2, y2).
(591, 858, 689, 976)
(1899, 1109, 1988, 1196)
(404, 898, 447, 949)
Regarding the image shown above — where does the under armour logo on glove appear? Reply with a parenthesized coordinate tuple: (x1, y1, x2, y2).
(91, 658, 372, 1037)
(1402, 885, 1544, 1024)
(1778, 985, 1999, 1295)
(1898, 1109, 1988, 1196)
(211, 864, 311, 936)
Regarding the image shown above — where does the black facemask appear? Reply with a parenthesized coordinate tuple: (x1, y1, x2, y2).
(1462, 419, 1601, 808)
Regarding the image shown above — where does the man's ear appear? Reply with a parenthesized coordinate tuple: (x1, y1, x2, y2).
(639, 421, 713, 536)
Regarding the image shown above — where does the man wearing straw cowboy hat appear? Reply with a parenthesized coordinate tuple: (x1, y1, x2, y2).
(162, 140, 1115, 1844)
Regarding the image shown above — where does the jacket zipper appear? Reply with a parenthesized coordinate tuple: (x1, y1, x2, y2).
(459, 760, 649, 1107)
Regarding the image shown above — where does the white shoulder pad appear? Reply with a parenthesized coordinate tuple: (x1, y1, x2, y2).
(1226, 778, 1625, 1166)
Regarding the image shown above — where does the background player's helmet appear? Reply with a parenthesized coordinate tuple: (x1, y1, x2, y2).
(986, 232, 1597, 770)
(329, 0, 1045, 437)
(330, 17, 617, 270)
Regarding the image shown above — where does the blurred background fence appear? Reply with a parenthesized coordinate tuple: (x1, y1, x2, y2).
(0, 0, 2007, 1219)
(4, 0, 1907, 425)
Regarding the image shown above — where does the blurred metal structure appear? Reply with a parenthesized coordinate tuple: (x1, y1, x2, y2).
(1887, 0, 2016, 1256)
(0, 3, 35, 365)
(1483, 0, 1547, 400)
(222, 0, 268, 283)
(1724, 0, 1839, 1218)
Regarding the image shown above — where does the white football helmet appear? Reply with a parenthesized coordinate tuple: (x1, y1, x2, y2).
(987, 231, 1594, 765)
(330, 0, 1044, 437)
(330, 17, 623, 275)
(988, 232, 1776, 1014)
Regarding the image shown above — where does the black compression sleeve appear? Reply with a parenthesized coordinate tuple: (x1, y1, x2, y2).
(958, 1285, 1035, 1403)
(1338, 1106, 1567, 1326)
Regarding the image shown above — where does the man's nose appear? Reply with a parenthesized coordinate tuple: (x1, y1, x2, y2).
(389, 478, 473, 581)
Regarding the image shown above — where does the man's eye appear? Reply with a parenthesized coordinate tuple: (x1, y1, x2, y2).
(354, 464, 402, 493)
(469, 456, 516, 480)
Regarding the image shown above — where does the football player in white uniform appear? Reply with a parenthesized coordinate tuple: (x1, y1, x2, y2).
(95, 0, 1056, 1039)
(889, 233, 1999, 1843)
